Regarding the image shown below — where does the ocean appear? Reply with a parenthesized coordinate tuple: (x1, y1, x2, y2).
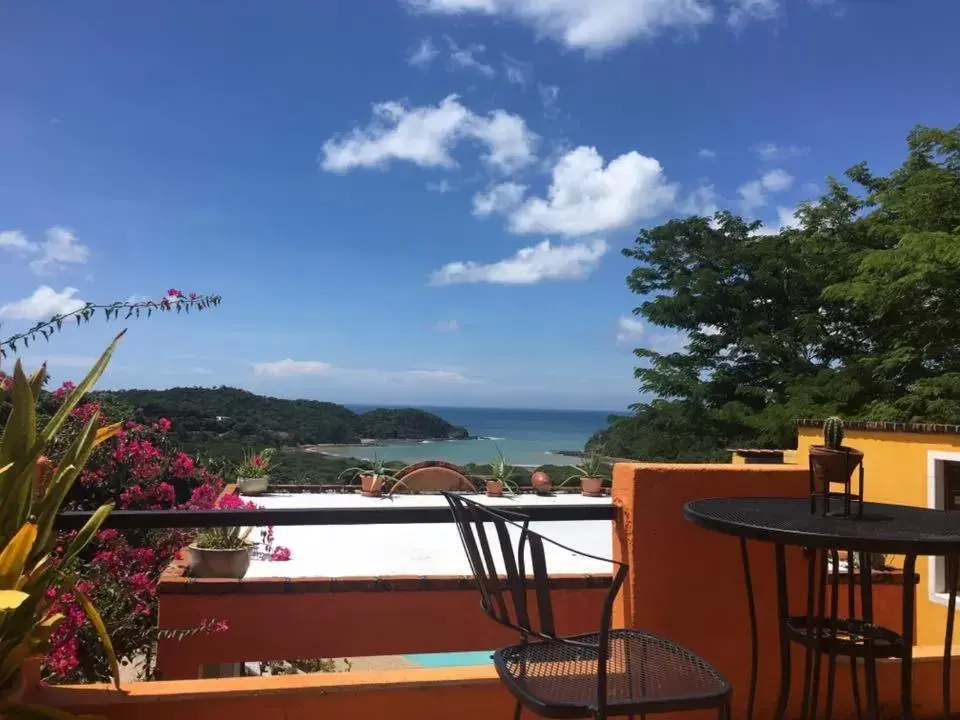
(332, 406, 618, 467)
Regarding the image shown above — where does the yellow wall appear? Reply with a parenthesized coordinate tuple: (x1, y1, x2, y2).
(797, 426, 960, 646)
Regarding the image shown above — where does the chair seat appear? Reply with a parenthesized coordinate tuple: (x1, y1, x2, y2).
(494, 629, 731, 719)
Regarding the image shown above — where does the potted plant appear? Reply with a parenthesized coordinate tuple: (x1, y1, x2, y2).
(0, 335, 125, 712)
(531, 470, 553, 494)
(187, 524, 255, 579)
(809, 416, 864, 496)
(338, 454, 399, 497)
(483, 448, 518, 497)
(236, 447, 276, 495)
(561, 449, 611, 497)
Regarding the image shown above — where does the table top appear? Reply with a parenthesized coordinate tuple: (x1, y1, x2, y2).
(684, 497, 960, 555)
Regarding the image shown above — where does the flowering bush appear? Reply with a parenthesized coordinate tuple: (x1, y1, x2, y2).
(29, 383, 231, 683)
(0, 369, 292, 683)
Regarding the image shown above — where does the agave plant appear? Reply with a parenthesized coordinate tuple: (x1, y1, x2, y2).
(337, 453, 398, 485)
(194, 525, 255, 551)
(560, 447, 611, 486)
(0, 333, 125, 710)
(481, 445, 519, 493)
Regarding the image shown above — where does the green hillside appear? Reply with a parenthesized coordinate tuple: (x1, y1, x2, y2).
(91, 386, 469, 462)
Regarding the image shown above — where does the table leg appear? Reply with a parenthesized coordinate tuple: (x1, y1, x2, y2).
(900, 554, 916, 720)
(945, 554, 957, 719)
(860, 552, 880, 720)
(824, 549, 840, 720)
(739, 538, 757, 720)
(800, 548, 816, 720)
(848, 548, 863, 720)
(775, 544, 791, 720)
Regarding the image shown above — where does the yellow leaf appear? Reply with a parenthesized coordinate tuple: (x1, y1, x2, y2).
(0, 523, 37, 589)
(0, 589, 29, 610)
(73, 587, 121, 690)
(93, 422, 123, 448)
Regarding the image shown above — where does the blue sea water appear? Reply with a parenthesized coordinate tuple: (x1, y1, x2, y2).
(404, 650, 493, 668)
(334, 406, 619, 467)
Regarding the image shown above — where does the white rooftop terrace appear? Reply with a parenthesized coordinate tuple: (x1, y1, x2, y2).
(242, 492, 613, 579)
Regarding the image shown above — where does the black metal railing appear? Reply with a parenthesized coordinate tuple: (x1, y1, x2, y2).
(53, 502, 616, 531)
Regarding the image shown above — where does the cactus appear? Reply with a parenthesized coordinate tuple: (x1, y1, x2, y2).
(823, 416, 845, 450)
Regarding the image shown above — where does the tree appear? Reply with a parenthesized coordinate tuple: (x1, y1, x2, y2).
(595, 125, 960, 460)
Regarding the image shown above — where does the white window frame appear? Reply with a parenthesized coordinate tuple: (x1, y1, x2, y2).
(927, 451, 960, 608)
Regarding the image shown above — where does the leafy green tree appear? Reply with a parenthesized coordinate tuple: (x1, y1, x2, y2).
(596, 125, 960, 460)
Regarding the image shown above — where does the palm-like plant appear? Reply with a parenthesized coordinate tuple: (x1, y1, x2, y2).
(0, 333, 125, 713)
(481, 445, 519, 495)
(337, 454, 404, 495)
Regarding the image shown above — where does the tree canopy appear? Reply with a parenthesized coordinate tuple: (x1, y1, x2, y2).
(593, 125, 960, 461)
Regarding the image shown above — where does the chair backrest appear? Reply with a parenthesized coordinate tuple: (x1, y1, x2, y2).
(391, 461, 475, 493)
(442, 492, 566, 639)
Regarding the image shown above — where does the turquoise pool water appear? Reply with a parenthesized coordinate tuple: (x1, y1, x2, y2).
(404, 650, 493, 668)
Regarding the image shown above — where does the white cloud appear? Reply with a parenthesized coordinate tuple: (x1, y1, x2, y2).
(431, 319, 460, 332)
(508, 146, 677, 236)
(738, 168, 793, 212)
(755, 205, 803, 235)
(403, 0, 715, 52)
(538, 83, 560, 113)
(320, 95, 537, 174)
(750, 141, 810, 161)
(0, 286, 86, 320)
(761, 168, 793, 191)
(426, 179, 455, 193)
(408, 37, 440, 67)
(678, 184, 719, 217)
(698, 148, 717, 159)
(445, 37, 495, 77)
(727, 0, 780, 27)
(253, 359, 334, 377)
(616, 315, 644, 345)
(503, 53, 533, 85)
(29, 227, 90, 274)
(469, 110, 539, 173)
(472, 181, 527, 216)
(429, 239, 607, 285)
(0, 230, 34, 251)
(254, 359, 472, 384)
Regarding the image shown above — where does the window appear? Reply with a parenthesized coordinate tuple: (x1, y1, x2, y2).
(927, 454, 960, 604)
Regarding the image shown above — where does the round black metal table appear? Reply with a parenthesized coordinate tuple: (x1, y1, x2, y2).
(684, 497, 960, 720)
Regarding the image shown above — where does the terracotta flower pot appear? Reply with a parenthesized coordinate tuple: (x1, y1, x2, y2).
(187, 544, 252, 579)
(580, 476, 604, 497)
(486, 479, 504, 497)
(531, 471, 552, 494)
(810, 445, 864, 490)
(361, 474, 386, 497)
(237, 475, 269, 495)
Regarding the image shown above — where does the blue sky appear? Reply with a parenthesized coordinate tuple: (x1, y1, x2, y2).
(1, 0, 958, 411)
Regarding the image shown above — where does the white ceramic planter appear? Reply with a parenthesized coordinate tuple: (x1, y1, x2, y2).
(237, 475, 269, 495)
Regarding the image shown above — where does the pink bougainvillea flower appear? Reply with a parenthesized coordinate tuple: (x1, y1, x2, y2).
(270, 546, 291, 562)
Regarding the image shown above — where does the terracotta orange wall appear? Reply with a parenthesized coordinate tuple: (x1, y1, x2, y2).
(798, 427, 960, 647)
(36, 656, 960, 720)
(611, 462, 915, 720)
(157, 585, 607, 679)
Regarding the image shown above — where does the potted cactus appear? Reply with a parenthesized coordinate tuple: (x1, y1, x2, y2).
(809, 416, 864, 495)
(560, 449, 611, 497)
(338, 454, 399, 497)
(483, 447, 518, 497)
(235, 447, 276, 495)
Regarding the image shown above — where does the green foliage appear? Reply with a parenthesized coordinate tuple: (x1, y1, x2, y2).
(595, 125, 960, 460)
(560, 447, 612, 486)
(194, 525, 253, 550)
(823, 417, 844, 449)
(336, 453, 398, 485)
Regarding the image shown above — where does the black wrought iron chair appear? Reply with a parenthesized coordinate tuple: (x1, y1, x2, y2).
(442, 492, 732, 720)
